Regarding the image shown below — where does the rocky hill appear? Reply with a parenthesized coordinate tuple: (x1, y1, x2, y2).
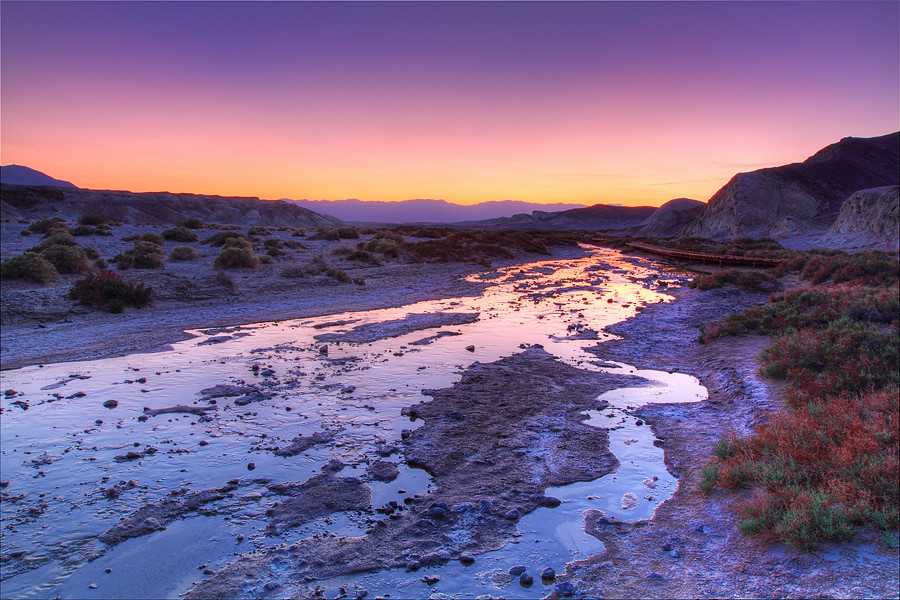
(685, 132, 900, 239)
(459, 203, 657, 230)
(1, 165, 77, 189)
(825, 185, 899, 249)
(0, 185, 340, 228)
(638, 198, 704, 237)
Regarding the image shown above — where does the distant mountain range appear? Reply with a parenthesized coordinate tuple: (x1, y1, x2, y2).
(3, 130, 898, 248)
(287, 198, 586, 224)
(1, 164, 77, 188)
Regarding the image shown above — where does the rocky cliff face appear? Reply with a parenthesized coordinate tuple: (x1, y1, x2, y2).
(827, 185, 899, 249)
(0, 185, 341, 228)
(638, 198, 704, 237)
(685, 132, 899, 240)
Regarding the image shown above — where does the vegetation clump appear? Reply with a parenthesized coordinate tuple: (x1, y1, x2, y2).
(162, 226, 199, 242)
(69, 270, 153, 313)
(116, 241, 165, 269)
(78, 213, 109, 226)
(204, 231, 250, 247)
(700, 249, 900, 549)
(1, 252, 59, 284)
(39, 243, 91, 274)
(27, 217, 69, 235)
(170, 246, 199, 261)
(214, 246, 259, 269)
(689, 269, 779, 292)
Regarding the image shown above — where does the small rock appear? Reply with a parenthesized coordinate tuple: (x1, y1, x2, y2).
(519, 573, 533, 587)
(459, 554, 475, 565)
(3, 389, 16, 398)
(102, 399, 119, 409)
(508, 565, 526, 576)
(541, 567, 556, 581)
(247, 462, 256, 471)
(465, 345, 475, 352)
(555, 581, 576, 597)
(88, 583, 98, 589)
(422, 575, 440, 585)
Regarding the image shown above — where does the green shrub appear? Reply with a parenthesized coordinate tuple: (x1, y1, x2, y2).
(116, 241, 165, 269)
(204, 231, 250, 247)
(69, 270, 153, 312)
(36, 231, 77, 249)
(1, 253, 59, 284)
(27, 218, 68, 235)
(689, 269, 778, 292)
(214, 246, 259, 269)
(40, 244, 90, 274)
(162, 226, 199, 242)
(170, 246, 199, 261)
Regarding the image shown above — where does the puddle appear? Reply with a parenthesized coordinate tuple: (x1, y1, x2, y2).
(0, 247, 702, 599)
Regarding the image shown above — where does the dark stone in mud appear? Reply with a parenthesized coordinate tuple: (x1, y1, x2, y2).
(366, 460, 399, 482)
(410, 330, 463, 346)
(555, 581, 576, 596)
(199, 384, 254, 398)
(509, 565, 527, 576)
(538, 495, 562, 508)
(233, 391, 272, 406)
(519, 572, 534, 587)
(198, 335, 232, 346)
(143, 405, 215, 417)
(542, 567, 556, 581)
(247, 462, 256, 471)
(273, 431, 334, 457)
(102, 399, 118, 409)
(99, 482, 239, 545)
(265, 472, 371, 535)
(459, 554, 475, 565)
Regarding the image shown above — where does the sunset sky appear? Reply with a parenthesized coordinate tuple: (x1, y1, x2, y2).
(2, 1, 898, 206)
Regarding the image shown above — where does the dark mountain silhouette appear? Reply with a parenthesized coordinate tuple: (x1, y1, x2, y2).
(1, 164, 77, 188)
(686, 132, 900, 239)
(288, 198, 585, 224)
(1, 185, 339, 228)
(458, 203, 657, 230)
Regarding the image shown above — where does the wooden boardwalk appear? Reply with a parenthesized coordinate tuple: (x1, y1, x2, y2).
(625, 241, 784, 267)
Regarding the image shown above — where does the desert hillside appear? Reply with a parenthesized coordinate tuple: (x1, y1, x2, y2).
(461, 203, 657, 230)
(685, 132, 899, 239)
(0, 185, 340, 228)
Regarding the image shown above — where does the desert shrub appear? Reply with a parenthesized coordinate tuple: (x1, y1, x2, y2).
(1, 252, 59, 284)
(709, 387, 898, 549)
(311, 227, 359, 241)
(72, 224, 112, 236)
(689, 269, 778, 292)
(170, 246, 199, 261)
(116, 241, 165, 269)
(280, 257, 358, 283)
(162, 226, 199, 243)
(78, 213, 109, 226)
(179, 218, 204, 229)
(280, 265, 307, 279)
(283, 239, 307, 250)
(214, 246, 259, 269)
(139, 233, 164, 246)
(223, 236, 253, 251)
(345, 249, 380, 265)
(701, 249, 900, 549)
(259, 254, 273, 264)
(27, 217, 68, 235)
(264, 239, 284, 256)
(40, 244, 90, 274)
(204, 231, 249, 247)
(358, 237, 400, 259)
(83, 247, 99, 260)
(248, 225, 271, 236)
(701, 285, 899, 342)
(69, 270, 153, 313)
(35, 231, 77, 249)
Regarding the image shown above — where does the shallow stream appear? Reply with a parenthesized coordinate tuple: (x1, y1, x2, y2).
(0, 247, 705, 599)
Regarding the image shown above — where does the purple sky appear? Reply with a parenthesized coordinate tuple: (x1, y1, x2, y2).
(2, 1, 898, 204)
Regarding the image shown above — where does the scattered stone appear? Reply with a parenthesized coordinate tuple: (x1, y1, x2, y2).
(247, 462, 256, 471)
(102, 399, 118, 409)
(519, 572, 533, 587)
(274, 431, 334, 457)
(422, 575, 440, 585)
(366, 460, 400, 482)
(143, 405, 215, 417)
(541, 567, 556, 581)
(509, 565, 526, 576)
(465, 345, 475, 352)
(621, 491, 638, 509)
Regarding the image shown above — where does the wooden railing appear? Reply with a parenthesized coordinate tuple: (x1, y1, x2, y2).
(625, 241, 784, 267)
